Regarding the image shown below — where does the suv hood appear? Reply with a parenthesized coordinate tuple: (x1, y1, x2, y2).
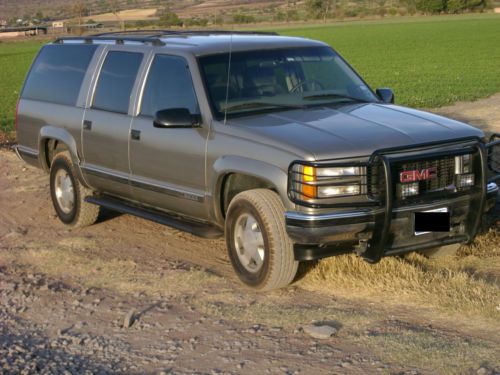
(228, 103, 483, 160)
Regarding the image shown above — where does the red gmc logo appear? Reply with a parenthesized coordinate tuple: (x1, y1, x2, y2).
(400, 167, 437, 183)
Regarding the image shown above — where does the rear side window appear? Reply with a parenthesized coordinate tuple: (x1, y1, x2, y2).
(140, 54, 199, 117)
(92, 51, 143, 114)
(22, 44, 98, 106)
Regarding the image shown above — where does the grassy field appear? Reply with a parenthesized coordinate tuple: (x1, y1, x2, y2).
(0, 14, 499, 134)
(0, 40, 44, 135)
(281, 15, 500, 108)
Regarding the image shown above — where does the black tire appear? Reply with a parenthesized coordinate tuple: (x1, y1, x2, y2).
(420, 243, 460, 258)
(49, 151, 99, 228)
(225, 189, 298, 291)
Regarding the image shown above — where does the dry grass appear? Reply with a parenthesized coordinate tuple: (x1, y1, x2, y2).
(298, 225, 500, 322)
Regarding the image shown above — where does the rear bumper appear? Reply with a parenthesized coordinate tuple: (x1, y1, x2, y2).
(286, 181, 498, 262)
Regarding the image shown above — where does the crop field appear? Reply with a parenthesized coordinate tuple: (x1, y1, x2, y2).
(0, 14, 499, 135)
(281, 15, 500, 108)
(0, 40, 44, 135)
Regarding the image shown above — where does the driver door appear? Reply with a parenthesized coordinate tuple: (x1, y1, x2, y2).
(129, 53, 208, 219)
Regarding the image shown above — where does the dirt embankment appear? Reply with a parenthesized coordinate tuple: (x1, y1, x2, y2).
(1, 96, 499, 374)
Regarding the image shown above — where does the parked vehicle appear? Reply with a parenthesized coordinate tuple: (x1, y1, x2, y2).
(15, 31, 499, 290)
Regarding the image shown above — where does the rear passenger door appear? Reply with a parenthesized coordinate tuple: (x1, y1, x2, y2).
(81, 47, 147, 198)
(129, 53, 208, 219)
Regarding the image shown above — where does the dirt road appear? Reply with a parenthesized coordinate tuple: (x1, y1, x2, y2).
(1, 96, 499, 374)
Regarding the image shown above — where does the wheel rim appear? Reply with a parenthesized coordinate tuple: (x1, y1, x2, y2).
(54, 169, 75, 214)
(234, 213, 265, 273)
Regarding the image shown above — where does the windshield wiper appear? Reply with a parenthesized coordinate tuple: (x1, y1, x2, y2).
(302, 93, 368, 103)
(224, 101, 305, 113)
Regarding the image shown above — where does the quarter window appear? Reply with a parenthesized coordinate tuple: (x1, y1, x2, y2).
(93, 51, 143, 114)
(140, 55, 199, 117)
(22, 44, 98, 106)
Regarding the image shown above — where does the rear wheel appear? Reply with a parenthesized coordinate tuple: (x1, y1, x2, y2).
(420, 243, 460, 258)
(50, 151, 99, 227)
(225, 189, 298, 291)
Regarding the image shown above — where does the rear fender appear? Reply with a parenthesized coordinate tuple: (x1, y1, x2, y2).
(38, 126, 87, 186)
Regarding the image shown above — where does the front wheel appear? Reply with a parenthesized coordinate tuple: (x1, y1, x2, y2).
(225, 189, 298, 291)
(50, 151, 99, 228)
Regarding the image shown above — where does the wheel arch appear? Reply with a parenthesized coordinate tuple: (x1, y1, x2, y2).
(38, 126, 87, 186)
(211, 156, 290, 225)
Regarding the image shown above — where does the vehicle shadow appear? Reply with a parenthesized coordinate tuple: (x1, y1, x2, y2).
(95, 207, 123, 224)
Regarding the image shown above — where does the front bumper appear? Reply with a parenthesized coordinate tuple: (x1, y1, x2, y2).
(286, 182, 498, 261)
(285, 137, 499, 262)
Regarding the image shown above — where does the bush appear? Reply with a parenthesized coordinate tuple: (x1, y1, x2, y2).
(274, 11, 286, 21)
(416, 0, 446, 13)
(159, 11, 182, 27)
(184, 17, 208, 27)
(232, 14, 256, 24)
(344, 8, 359, 17)
(389, 7, 398, 15)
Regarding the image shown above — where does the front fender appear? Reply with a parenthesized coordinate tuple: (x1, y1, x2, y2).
(210, 155, 291, 224)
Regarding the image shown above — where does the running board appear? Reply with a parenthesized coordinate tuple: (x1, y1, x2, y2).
(85, 196, 223, 239)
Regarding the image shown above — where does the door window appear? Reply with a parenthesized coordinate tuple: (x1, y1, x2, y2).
(93, 51, 143, 114)
(140, 55, 199, 117)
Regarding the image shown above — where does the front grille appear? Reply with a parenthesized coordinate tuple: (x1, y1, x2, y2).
(393, 156, 456, 195)
(368, 153, 475, 204)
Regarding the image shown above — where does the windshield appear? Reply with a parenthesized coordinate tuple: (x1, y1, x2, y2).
(199, 46, 378, 119)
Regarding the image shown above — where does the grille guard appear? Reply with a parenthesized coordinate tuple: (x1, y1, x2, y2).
(361, 137, 488, 263)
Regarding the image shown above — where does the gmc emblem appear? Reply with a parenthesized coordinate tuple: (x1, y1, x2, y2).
(400, 167, 437, 183)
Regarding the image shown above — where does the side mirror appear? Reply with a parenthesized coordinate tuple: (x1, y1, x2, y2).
(376, 88, 395, 104)
(153, 108, 201, 128)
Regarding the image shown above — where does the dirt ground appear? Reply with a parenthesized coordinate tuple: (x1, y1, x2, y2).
(1, 96, 499, 374)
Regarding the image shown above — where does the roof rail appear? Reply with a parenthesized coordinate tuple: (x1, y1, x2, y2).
(53, 29, 280, 47)
(53, 35, 165, 46)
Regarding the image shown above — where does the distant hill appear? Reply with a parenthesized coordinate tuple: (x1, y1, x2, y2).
(0, 0, 288, 22)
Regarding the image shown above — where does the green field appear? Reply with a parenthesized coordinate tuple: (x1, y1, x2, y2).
(1, 15, 500, 134)
(281, 15, 500, 108)
(0, 40, 44, 134)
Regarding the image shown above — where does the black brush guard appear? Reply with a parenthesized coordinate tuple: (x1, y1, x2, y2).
(359, 135, 500, 263)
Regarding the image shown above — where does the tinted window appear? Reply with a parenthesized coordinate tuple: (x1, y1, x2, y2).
(93, 51, 143, 114)
(140, 55, 199, 117)
(22, 44, 98, 106)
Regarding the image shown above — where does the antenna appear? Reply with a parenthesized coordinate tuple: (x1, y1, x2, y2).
(223, 31, 233, 125)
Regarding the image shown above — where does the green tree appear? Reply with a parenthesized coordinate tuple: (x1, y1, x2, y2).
(159, 11, 182, 27)
(305, 0, 334, 21)
(416, 0, 446, 13)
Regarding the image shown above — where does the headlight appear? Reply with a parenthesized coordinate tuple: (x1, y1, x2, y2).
(455, 154, 474, 190)
(455, 154, 472, 174)
(290, 163, 364, 201)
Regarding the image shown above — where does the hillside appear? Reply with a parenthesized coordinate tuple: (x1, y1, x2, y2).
(0, 0, 288, 21)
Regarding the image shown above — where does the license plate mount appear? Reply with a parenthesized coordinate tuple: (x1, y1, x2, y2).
(414, 207, 450, 235)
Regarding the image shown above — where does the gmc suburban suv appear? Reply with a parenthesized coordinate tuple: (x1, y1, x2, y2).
(15, 30, 499, 290)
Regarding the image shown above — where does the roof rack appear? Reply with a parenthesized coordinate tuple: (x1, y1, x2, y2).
(53, 35, 165, 46)
(53, 30, 280, 47)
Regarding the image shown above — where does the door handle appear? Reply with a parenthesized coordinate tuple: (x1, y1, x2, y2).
(131, 129, 141, 140)
(83, 120, 92, 131)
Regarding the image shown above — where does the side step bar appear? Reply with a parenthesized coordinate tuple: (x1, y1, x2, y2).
(85, 196, 223, 239)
